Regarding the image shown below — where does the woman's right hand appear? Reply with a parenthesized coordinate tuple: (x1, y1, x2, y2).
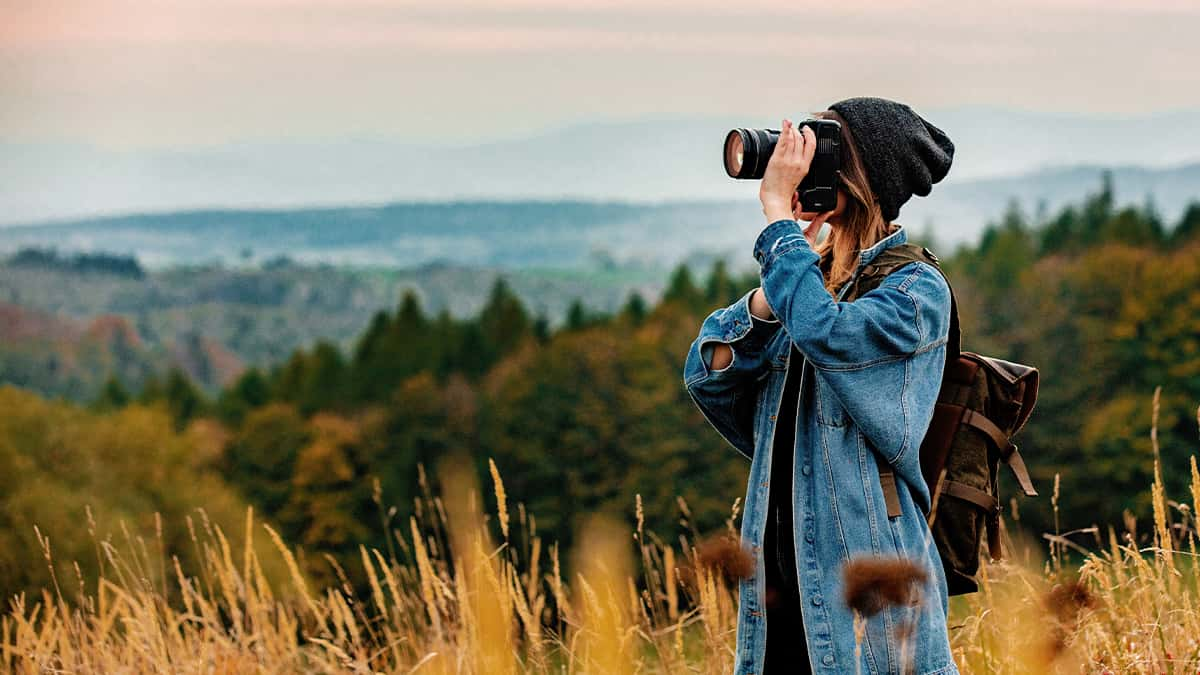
(760, 119, 816, 223)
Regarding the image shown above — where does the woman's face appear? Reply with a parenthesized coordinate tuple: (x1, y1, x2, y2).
(792, 188, 847, 227)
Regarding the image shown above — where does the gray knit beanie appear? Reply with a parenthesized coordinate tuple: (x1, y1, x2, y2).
(827, 97, 954, 222)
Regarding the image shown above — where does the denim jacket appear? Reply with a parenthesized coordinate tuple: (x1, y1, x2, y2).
(683, 221, 958, 675)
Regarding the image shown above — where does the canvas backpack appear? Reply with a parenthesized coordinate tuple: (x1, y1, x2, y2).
(844, 243, 1040, 595)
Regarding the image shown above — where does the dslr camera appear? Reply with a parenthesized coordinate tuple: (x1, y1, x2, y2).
(723, 119, 842, 212)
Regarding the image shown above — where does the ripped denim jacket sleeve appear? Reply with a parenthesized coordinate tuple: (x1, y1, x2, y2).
(682, 287, 782, 458)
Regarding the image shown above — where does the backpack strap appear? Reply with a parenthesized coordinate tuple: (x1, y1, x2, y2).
(849, 243, 961, 361)
(962, 408, 1038, 497)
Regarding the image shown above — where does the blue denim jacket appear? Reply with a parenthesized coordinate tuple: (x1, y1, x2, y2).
(683, 221, 958, 675)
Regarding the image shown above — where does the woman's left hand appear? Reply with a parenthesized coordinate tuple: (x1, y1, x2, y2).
(760, 119, 816, 223)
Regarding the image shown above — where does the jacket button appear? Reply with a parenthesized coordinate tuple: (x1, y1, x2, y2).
(805, 531, 814, 543)
(811, 595, 823, 606)
(801, 464, 812, 476)
(822, 654, 835, 666)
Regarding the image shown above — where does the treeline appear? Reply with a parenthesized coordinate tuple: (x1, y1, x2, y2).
(7, 247, 146, 279)
(79, 174, 1200, 589)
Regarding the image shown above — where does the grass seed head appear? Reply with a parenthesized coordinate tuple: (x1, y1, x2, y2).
(842, 556, 928, 617)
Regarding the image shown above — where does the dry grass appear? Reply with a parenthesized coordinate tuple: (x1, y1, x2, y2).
(5, 407, 1200, 673)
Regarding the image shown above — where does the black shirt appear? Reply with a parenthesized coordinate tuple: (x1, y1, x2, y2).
(763, 343, 811, 673)
(765, 344, 803, 600)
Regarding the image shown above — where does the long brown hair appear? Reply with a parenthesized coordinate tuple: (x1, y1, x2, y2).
(810, 110, 895, 296)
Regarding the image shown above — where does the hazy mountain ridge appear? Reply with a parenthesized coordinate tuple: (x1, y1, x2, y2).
(1, 163, 1197, 269)
(3, 107, 1198, 226)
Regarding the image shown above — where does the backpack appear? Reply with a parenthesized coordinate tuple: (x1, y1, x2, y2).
(845, 243, 1040, 595)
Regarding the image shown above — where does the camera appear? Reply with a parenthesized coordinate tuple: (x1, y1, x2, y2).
(723, 119, 842, 212)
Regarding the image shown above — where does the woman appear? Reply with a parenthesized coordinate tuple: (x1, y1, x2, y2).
(683, 97, 958, 674)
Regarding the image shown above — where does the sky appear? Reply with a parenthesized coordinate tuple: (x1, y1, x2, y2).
(3, 0, 1199, 150)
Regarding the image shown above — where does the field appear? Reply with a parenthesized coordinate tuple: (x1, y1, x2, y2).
(5, 397, 1200, 674)
(3, 187, 1199, 673)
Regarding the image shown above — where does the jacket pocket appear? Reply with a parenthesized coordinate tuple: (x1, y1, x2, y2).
(814, 376, 847, 427)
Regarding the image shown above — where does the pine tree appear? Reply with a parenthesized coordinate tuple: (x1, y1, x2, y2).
(565, 299, 589, 331)
(662, 263, 703, 310)
(299, 341, 347, 415)
(704, 260, 734, 305)
(218, 367, 270, 424)
(1171, 202, 1200, 243)
(164, 368, 204, 430)
(621, 292, 647, 325)
(93, 375, 130, 411)
(479, 277, 532, 358)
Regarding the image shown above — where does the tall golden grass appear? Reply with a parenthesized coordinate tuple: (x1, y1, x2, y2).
(4, 396, 1200, 673)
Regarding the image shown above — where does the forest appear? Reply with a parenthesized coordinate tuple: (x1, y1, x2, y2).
(3, 175, 1200, 603)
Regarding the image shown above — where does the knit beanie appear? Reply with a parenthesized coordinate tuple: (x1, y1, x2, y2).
(827, 97, 955, 222)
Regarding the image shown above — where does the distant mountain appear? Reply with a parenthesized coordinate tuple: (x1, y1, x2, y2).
(0, 163, 1197, 269)
(3, 107, 1198, 226)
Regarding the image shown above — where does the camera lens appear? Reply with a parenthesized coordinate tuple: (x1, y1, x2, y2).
(724, 132, 745, 176)
(723, 128, 779, 180)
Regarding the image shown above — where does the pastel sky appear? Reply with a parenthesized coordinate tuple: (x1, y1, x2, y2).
(3, 0, 1198, 149)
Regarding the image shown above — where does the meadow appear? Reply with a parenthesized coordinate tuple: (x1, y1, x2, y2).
(5, 389, 1199, 674)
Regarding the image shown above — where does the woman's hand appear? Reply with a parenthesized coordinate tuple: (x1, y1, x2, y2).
(790, 191, 827, 248)
(759, 119, 816, 224)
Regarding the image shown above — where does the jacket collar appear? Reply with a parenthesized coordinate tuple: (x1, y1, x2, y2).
(833, 224, 907, 301)
(855, 223, 907, 271)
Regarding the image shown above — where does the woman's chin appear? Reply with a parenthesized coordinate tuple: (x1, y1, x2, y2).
(795, 211, 821, 222)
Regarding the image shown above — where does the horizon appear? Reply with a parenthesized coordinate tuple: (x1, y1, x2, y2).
(3, 156, 1199, 230)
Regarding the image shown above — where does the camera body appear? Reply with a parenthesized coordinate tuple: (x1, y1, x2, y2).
(723, 118, 842, 213)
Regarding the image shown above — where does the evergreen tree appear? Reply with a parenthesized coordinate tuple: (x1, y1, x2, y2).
(662, 264, 703, 309)
(352, 311, 391, 371)
(1039, 205, 1080, 255)
(453, 322, 492, 378)
(224, 403, 311, 523)
(218, 367, 270, 424)
(164, 368, 204, 430)
(703, 260, 734, 305)
(621, 292, 648, 325)
(299, 341, 347, 415)
(395, 289, 428, 332)
(532, 314, 552, 343)
(479, 277, 532, 358)
(1081, 170, 1115, 228)
(273, 351, 310, 405)
(565, 299, 589, 331)
(93, 375, 130, 411)
(1171, 202, 1200, 243)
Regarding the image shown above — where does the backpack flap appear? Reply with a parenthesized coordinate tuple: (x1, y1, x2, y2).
(977, 355, 1040, 435)
(973, 355, 1040, 498)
